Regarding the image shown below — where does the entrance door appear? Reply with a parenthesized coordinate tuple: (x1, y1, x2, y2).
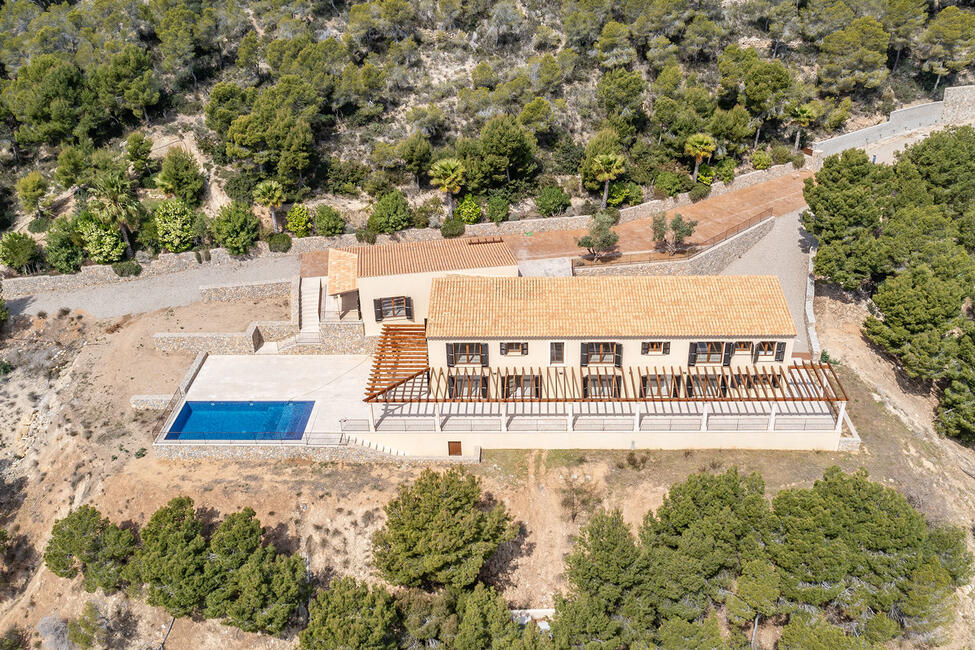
(448, 441, 462, 456)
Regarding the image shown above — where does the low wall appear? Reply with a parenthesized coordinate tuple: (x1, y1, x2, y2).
(129, 395, 173, 410)
(200, 279, 292, 302)
(574, 216, 774, 277)
(152, 321, 297, 354)
(319, 322, 371, 354)
(151, 442, 476, 463)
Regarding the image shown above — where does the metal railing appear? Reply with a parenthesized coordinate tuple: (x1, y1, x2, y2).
(156, 430, 347, 446)
(573, 208, 774, 268)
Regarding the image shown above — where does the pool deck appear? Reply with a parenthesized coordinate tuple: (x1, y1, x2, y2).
(182, 354, 373, 434)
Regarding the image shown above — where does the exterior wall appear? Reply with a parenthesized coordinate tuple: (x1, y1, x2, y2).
(200, 279, 292, 302)
(346, 428, 844, 456)
(358, 264, 520, 336)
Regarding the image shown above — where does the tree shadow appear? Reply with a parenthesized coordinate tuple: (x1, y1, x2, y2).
(107, 604, 139, 650)
(797, 222, 817, 254)
(264, 521, 301, 555)
(478, 520, 535, 593)
(195, 506, 222, 538)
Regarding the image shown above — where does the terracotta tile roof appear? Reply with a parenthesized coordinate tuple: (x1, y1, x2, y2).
(426, 275, 798, 339)
(326, 249, 358, 295)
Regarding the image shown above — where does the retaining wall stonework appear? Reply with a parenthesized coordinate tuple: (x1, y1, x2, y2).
(574, 217, 774, 277)
(319, 322, 372, 354)
(152, 321, 299, 354)
(152, 443, 477, 463)
(200, 280, 292, 302)
(129, 395, 173, 410)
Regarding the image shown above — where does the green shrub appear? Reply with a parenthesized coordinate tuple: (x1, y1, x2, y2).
(790, 153, 806, 169)
(355, 227, 378, 244)
(0, 232, 39, 272)
(715, 158, 736, 184)
(77, 216, 125, 264)
(486, 194, 510, 223)
(770, 145, 793, 166)
(412, 198, 442, 228)
(324, 157, 368, 195)
(156, 148, 205, 205)
(136, 215, 160, 254)
(43, 505, 135, 594)
(689, 183, 711, 202)
(653, 171, 693, 197)
(127, 132, 154, 179)
(44, 218, 84, 274)
(456, 194, 482, 224)
(367, 190, 412, 234)
(212, 202, 260, 255)
(696, 164, 715, 186)
(752, 150, 773, 170)
(27, 217, 50, 233)
(267, 233, 292, 253)
(111, 260, 142, 277)
(314, 205, 345, 236)
(440, 219, 465, 238)
(607, 181, 643, 207)
(224, 172, 257, 204)
(153, 199, 196, 253)
(536, 185, 571, 217)
(363, 170, 395, 197)
(285, 204, 311, 237)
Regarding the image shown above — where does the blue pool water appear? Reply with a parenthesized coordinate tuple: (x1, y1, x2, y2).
(165, 401, 315, 441)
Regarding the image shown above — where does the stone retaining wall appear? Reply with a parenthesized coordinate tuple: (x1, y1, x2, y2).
(129, 395, 173, 410)
(152, 442, 478, 463)
(200, 279, 292, 302)
(574, 216, 774, 277)
(152, 320, 300, 354)
(319, 322, 373, 354)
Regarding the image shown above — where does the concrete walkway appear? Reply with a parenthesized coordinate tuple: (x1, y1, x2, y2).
(7, 256, 299, 318)
(721, 208, 813, 353)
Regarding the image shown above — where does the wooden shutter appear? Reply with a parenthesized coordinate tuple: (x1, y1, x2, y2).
(480, 343, 489, 367)
(446, 343, 455, 367)
(752, 344, 760, 364)
(641, 342, 649, 355)
(447, 375, 455, 398)
(448, 441, 462, 456)
(480, 376, 489, 398)
(404, 297, 413, 320)
(614, 343, 622, 368)
(775, 341, 786, 361)
(373, 299, 383, 322)
(688, 342, 697, 366)
(521, 342, 528, 355)
(533, 375, 541, 398)
(640, 375, 648, 397)
(580, 343, 589, 366)
(500, 342, 508, 355)
(614, 375, 622, 397)
(582, 375, 589, 398)
(663, 342, 671, 355)
(723, 342, 733, 367)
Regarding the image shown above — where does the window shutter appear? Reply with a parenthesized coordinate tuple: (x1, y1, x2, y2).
(404, 297, 413, 320)
(580, 343, 589, 366)
(582, 376, 590, 398)
(752, 344, 760, 364)
(640, 375, 648, 397)
(446, 343, 455, 367)
(641, 342, 649, 355)
(775, 341, 786, 361)
(685, 376, 694, 397)
(521, 342, 528, 355)
(533, 375, 541, 398)
(614, 375, 622, 397)
(481, 343, 489, 367)
(614, 343, 622, 368)
(723, 342, 733, 367)
(500, 342, 507, 355)
(480, 376, 489, 398)
(447, 375, 455, 398)
(373, 299, 383, 322)
(688, 343, 697, 366)
(663, 342, 671, 355)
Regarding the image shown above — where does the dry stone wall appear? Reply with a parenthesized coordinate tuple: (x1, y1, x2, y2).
(152, 442, 477, 463)
(200, 279, 292, 302)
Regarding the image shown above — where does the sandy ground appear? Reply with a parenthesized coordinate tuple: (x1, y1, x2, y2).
(0, 292, 974, 647)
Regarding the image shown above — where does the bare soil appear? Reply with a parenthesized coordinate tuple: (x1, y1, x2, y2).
(0, 292, 973, 647)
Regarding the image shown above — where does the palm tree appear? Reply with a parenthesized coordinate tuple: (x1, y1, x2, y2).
(253, 180, 285, 232)
(429, 158, 465, 218)
(684, 133, 716, 184)
(592, 153, 625, 210)
(791, 103, 817, 152)
(91, 170, 141, 258)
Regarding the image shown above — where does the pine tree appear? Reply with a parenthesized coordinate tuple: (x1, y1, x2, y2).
(300, 578, 398, 649)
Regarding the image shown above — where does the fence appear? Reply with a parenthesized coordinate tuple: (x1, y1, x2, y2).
(572, 207, 774, 268)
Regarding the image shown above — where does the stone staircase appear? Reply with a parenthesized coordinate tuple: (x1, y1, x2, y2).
(298, 276, 324, 345)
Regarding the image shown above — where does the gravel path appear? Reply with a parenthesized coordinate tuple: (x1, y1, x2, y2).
(6, 256, 299, 318)
(721, 208, 814, 353)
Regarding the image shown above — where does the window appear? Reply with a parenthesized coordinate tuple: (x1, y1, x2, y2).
(448, 375, 487, 398)
(756, 341, 776, 359)
(373, 296, 412, 322)
(640, 374, 674, 398)
(641, 341, 670, 355)
(550, 342, 564, 364)
(501, 342, 528, 356)
(504, 375, 541, 399)
(584, 342, 618, 365)
(734, 341, 752, 353)
(583, 375, 621, 398)
(448, 343, 484, 365)
(693, 341, 724, 364)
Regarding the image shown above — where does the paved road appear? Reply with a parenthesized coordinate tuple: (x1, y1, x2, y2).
(7, 256, 299, 318)
(721, 208, 813, 353)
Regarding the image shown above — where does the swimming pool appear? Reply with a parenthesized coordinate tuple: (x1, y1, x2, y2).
(165, 400, 315, 441)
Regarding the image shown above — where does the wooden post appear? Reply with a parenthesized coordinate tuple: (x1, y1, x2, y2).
(700, 404, 709, 432)
(835, 401, 846, 433)
(767, 403, 777, 432)
(368, 403, 375, 432)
